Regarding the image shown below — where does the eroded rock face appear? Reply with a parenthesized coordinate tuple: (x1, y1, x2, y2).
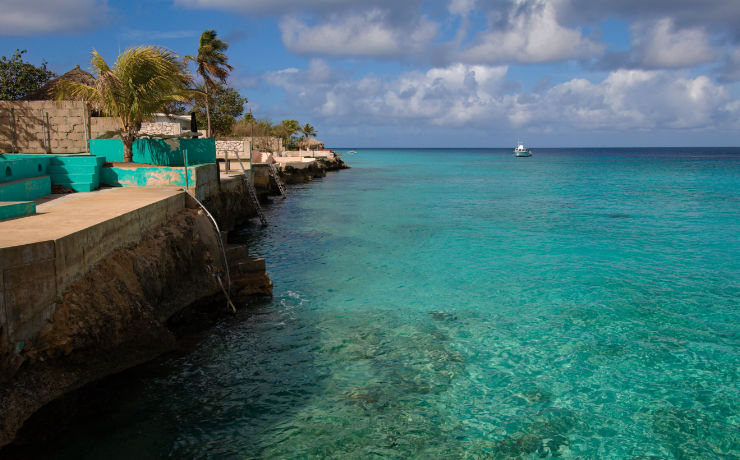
(0, 208, 272, 448)
(279, 157, 349, 184)
(226, 245, 273, 299)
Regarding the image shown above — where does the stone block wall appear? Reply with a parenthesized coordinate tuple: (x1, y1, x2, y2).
(216, 140, 246, 158)
(90, 117, 121, 139)
(222, 136, 283, 153)
(216, 139, 274, 168)
(92, 118, 193, 139)
(139, 122, 182, 137)
(0, 101, 89, 154)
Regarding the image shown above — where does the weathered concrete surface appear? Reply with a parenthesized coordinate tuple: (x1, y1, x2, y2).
(226, 245, 272, 299)
(0, 184, 271, 448)
(100, 163, 219, 201)
(0, 209, 220, 448)
(0, 151, 347, 449)
(204, 174, 260, 231)
(0, 187, 187, 360)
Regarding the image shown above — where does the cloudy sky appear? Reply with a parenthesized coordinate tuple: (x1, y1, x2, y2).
(2, 0, 739, 147)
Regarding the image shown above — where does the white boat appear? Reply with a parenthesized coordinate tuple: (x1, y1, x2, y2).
(514, 141, 532, 157)
(347, 150, 357, 154)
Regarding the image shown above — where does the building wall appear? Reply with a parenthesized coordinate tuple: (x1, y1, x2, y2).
(0, 101, 89, 154)
(139, 122, 181, 137)
(93, 116, 191, 139)
(222, 136, 283, 153)
(90, 138, 216, 166)
(216, 138, 278, 166)
(90, 116, 121, 139)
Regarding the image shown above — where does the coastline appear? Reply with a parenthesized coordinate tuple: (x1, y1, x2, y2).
(0, 155, 348, 450)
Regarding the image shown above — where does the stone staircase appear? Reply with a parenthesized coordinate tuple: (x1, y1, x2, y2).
(47, 155, 106, 192)
(0, 154, 106, 220)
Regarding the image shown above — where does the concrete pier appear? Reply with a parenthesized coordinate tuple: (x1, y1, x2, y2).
(0, 153, 346, 449)
(0, 187, 186, 352)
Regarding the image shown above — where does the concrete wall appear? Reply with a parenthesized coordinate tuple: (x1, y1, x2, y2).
(93, 116, 191, 139)
(100, 163, 218, 201)
(90, 138, 216, 166)
(90, 117, 121, 139)
(0, 191, 188, 347)
(139, 122, 181, 137)
(0, 101, 89, 154)
(0, 155, 50, 183)
(0, 176, 51, 202)
(220, 136, 283, 153)
(216, 139, 274, 169)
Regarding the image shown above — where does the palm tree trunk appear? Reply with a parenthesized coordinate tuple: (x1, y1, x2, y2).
(123, 138, 134, 162)
(205, 84, 212, 138)
(122, 130, 135, 163)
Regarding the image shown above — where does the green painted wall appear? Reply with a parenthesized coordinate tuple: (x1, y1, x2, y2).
(0, 155, 50, 183)
(101, 165, 198, 187)
(90, 138, 216, 166)
(48, 155, 105, 192)
(0, 201, 36, 221)
(0, 176, 51, 202)
(100, 163, 218, 200)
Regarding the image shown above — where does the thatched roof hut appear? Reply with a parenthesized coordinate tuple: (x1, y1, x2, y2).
(297, 137, 324, 149)
(23, 65, 95, 100)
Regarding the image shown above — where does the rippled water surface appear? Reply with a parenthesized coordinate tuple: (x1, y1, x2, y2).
(30, 149, 740, 458)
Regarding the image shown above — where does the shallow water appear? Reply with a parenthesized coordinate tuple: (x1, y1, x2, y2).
(21, 148, 740, 458)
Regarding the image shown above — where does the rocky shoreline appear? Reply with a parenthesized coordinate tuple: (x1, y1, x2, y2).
(0, 155, 348, 450)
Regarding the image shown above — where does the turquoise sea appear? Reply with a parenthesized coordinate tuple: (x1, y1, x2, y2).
(17, 148, 740, 458)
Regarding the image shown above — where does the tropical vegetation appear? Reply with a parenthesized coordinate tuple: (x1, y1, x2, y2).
(0, 49, 55, 100)
(184, 30, 233, 138)
(55, 46, 192, 162)
(190, 83, 247, 137)
(300, 123, 317, 139)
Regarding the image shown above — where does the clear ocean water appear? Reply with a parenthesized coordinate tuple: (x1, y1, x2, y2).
(23, 148, 740, 458)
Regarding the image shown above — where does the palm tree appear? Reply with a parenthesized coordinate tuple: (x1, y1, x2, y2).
(55, 46, 191, 162)
(300, 123, 317, 139)
(184, 30, 233, 138)
(277, 119, 301, 149)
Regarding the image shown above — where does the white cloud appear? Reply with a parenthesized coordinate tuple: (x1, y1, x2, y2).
(266, 61, 510, 125)
(176, 0, 739, 76)
(560, 0, 740, 36)
(382, 64, 509, 125)
(460, 0, 603, 64)
(0, 0, 109, 35)
(279, 10, 438, 58)
(511, 70, 736, 131)
(175, 0, 404, 14)
(265, 62, 740, 134)
(633, 18, 715, 68)
(448, 0, 476, 16)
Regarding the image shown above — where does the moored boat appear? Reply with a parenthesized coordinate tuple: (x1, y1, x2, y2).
(514, 141, 531, 157)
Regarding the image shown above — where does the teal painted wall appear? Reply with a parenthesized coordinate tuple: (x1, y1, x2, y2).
(100, 163, 218, 201)
(48, 155, 105, 192)
(90, 138, 216, 166)
(0, 154, 105, 195)
(90, 139, 124, 163)
(101, 165, 198, 187)
(0, 201, 36, 220)
(0, 176, 51, 201)
(0, 155, 50, 183)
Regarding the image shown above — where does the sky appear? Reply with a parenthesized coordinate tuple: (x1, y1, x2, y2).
(1, 0, 739, 147)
